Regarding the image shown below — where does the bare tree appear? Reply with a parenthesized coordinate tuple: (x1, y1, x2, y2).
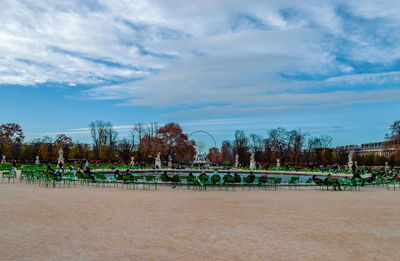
(89, 120, 118, 161)
(249, 134, 263, 153)
(288, 129, 306, 163)
(320, 135, 333, 149)
(234, 130, 249, 166)
(148, 122, 159, 138)
(267, 128, 290, 163)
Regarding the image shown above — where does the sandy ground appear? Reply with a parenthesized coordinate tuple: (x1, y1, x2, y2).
(1, 182, 400, 261)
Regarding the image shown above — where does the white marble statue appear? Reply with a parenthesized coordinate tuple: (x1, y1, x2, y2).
(155, 152, 162, 169)
(168, 155, 172, 168)
(348, 150, 354, 169)
(57, 148, 64, 165)
(348, 150, 354, 163)
(276, 158, 281, 167)
(249, 152, 256, 169)
(130, 156, 135, 167)
(1, 155, 5, 163)
(35, 155, 40, 165)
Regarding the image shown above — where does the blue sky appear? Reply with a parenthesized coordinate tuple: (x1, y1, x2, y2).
(1, 0, 400, 147)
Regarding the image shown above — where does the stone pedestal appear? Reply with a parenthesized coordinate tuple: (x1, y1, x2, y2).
(250, 160, 256, 169)
(234, 154, 239, 168)
(348, 161, 353, 170)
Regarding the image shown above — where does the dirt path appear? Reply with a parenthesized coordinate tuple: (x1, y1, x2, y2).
(1, 183, 399, 260)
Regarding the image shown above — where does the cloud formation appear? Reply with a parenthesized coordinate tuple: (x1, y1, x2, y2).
(1, 0, 400, 115)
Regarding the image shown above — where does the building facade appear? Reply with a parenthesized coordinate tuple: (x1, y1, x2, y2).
(336, 141, 391, 156)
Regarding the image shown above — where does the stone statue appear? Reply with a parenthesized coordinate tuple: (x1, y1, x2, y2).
(168, 155, 172, 168)
(348, 150, 354, 169)
(130, 156, 135, 167)
(155, 152, 161, 169)
(348, 150, 353, 163)
(249, 152, 256, 169)
(385, 162, 390, 171)
(57, 148, 64, 165)
(277, 158, 281, 167)
(1, 155, 5, 163)
(35, 155, 40, 165)
(234, 154, 239, 168)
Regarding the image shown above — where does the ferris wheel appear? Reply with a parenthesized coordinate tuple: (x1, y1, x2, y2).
(189, 130, 217, 164)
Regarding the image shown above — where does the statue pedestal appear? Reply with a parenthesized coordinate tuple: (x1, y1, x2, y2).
(250, 160, 256, 169)
(155, 159, 161, 169)
(234, 154, 239, 168)
(348, 161, 353, 170)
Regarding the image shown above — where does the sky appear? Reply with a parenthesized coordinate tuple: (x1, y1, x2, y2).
(1, 0, 400, 147)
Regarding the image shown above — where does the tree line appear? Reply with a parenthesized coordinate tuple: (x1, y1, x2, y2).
(0, 121, 195, 164)
(0, 120, 399, 166)
(207, 128, 342, 167)
(206, 122, 400, 167)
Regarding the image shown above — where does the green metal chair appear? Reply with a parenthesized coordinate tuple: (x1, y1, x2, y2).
(242, 176, 255, 190)
(198, 174, 211, 189)
(41, 172, 61, 188)
(257, 176, 268, 189)
(288, 177, 300, 190)
(234, 175, 242, 185)
(121, 174, 134, 189)
(210, 175, 221, 190)
(93, 173, 110, 188)
(186, 175, 203, 190)
(223, 176, 236, 191)
(172, 175, 183, 189)
(272, 177, 282, 190)
(160, 174, 168, 183)
(63, 171, 77, 187)
(144, 175, 157, 190)
(304, 177, 314, 188)
(1, 170, 16, 183)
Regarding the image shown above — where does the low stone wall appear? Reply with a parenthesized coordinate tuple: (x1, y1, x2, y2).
(91, 168, 356, 178)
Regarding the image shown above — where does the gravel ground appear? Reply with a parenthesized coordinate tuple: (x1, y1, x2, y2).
(1, 182, 399, 260)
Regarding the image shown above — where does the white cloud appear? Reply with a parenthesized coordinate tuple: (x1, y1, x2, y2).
(1, 0, 400, 116)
